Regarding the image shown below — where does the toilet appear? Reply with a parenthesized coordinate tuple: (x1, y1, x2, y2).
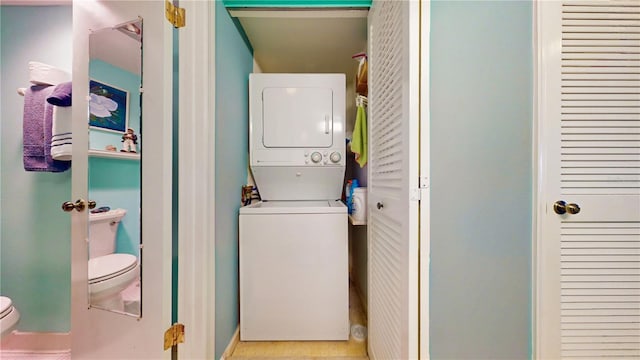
(0, 296, 20, 338)
(88, 209, 139, 311)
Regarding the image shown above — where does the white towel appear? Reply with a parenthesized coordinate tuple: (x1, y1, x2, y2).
(50, 106, 72, 161)
(29, 61, 71, 86)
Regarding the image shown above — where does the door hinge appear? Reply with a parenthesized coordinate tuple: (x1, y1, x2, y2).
(164, 323, 185, 350)
(165, 0, 186, 28)
(411, 177, 429, 201)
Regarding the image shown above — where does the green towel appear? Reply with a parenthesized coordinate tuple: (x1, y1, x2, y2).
(350, 105, 368, 167)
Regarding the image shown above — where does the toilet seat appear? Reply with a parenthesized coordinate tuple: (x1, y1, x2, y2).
(89, 253, 137, 284)
(1, 297, 13, 319)
(88, 254, 139, 302)
(1, 296, 20, 338)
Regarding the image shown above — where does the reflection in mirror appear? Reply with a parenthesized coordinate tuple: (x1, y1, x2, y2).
(87, 18, 142, 317)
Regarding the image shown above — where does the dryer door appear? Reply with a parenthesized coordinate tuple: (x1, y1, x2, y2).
(262, 87, 334, 148)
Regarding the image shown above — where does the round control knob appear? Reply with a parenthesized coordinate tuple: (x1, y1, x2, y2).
(329, 152, 341, 163)
(310, 152, 322, 163)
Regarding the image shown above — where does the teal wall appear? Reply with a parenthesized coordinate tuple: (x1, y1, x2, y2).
(430, 1, 533, 359)
(223, 0, 371, 8)
(215, 1, 253, 358)
(0, 5, 72, 332)
(88, 157, 141, 256)
(89, 60, 142, 256)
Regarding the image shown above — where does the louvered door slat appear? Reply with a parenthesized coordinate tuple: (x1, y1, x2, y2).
(549, 2, 640, 358)
(367, 0, 419, 359)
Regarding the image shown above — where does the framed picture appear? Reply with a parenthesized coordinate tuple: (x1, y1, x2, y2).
(89, 79, 129, 133)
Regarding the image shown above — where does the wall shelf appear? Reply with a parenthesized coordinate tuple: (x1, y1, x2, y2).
(89, 149, 140, 160)
(349, 214, 366, 226)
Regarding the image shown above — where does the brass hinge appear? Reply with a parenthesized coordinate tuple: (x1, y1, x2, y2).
(164, 323, 185, 350)
(165, 0, 186, 28)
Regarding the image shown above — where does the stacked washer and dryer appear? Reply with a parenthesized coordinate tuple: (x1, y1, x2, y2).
(239, 74, 349, 341)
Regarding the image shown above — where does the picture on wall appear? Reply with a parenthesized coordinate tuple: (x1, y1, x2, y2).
(89, 79, 129, 133)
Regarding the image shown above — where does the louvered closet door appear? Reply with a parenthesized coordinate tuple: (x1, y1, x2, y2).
(367, 0, 419, 359)
(539, 1, 640, 358)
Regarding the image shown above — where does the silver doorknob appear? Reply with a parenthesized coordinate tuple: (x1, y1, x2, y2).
(554, 200, 580, 215)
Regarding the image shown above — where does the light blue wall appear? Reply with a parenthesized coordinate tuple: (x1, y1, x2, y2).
(88, 157, 140, 256)
(215, 1, 253, 358)
(88, 60, 142, 256)
(0, 5, 72, 332)
(430, 1, 533, 359)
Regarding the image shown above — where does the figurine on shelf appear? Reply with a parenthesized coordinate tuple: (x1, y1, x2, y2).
(121, 128, 138, 153)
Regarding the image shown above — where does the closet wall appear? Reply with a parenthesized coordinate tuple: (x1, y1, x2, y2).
(214, 1, 254, 358)
(0, 5, 72, 332)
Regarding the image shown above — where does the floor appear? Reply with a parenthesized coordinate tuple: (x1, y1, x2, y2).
(228, 282, 368, 360)
(0, 284, 367, 360)
(0, 352, 70, 360)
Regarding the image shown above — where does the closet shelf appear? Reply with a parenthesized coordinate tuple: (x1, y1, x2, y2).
(349, 215, 367, 226)
(89, 149, 140, 160)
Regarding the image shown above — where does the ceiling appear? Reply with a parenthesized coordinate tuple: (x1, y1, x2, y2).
(230, 9, 368, 85)
(90, 22, 142, 76)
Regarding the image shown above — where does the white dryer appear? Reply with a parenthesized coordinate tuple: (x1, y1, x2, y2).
(240, 74, 348, 341)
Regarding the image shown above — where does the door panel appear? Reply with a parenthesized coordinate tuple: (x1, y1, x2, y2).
(71, 1, 173, 358)
(538, 1, 640, 358)
(367, 0, 420, 358)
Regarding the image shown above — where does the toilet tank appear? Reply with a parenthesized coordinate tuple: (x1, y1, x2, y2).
(88, 209, 127, 259)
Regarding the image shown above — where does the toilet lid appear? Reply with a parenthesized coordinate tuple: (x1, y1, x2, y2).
(89, 254, 138, 284)
(0, 296, 13, 319)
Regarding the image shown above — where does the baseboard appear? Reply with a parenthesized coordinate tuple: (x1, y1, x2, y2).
(0, 331, 70, 352)
(220, 326, 240, 360)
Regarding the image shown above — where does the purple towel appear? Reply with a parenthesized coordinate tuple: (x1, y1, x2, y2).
(23, 85, 71, 172)
(46, 81, 72, 106)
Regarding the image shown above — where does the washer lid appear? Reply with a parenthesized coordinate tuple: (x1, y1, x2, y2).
(88, 254, 138, 283)
(0, 296, 13, 318)
(240, 200, 347, 214)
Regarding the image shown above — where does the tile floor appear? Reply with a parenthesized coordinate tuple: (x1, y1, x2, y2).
(228, 282, 368, 360)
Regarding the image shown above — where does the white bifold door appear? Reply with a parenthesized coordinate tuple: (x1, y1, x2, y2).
(367, 0, 421, 358)
(538, 1, 640, 358)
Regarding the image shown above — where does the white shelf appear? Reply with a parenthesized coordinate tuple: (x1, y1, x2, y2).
(88, 149, 140, 160)
(349, 215, 367, 226)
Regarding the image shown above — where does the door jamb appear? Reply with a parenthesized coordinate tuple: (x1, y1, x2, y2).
(177, 1, 217, 358)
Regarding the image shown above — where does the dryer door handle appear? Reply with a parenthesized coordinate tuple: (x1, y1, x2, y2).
(324, 115, 330, 134)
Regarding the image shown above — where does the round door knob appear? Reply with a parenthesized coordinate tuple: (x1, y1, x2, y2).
(310, 152, 322, 163)
(88, 200, 97, 210)
(566, 203, 580, 214)
(61, 199, 87, 212)
(330, 152, 341, 163)
(554, 200, 580, 215)
(62, 201, 76, 212)
(376, 202, 384, 210)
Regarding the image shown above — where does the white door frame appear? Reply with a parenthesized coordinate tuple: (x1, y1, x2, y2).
(177, 1, 218, 359)
(533, 0, 542, 357)
(419, 0, 431, 358)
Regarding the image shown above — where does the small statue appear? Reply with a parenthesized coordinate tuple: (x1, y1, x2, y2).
(121, 128, 138, 153)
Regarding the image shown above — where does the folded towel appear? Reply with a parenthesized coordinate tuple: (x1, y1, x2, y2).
(44, 101, 71, 172)
(23, 85, 70, 172)
(50, 106, 72, 161)
(29, 61, 71, 86)
(350, 105, 368, 168)
(46, 81, 72, 106)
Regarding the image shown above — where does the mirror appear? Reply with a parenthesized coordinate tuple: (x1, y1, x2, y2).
(87, 18, 142, 317)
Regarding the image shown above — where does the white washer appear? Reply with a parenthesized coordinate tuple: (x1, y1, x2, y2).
(239, 200, 348, 340)
(241, 73, 348, 341)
